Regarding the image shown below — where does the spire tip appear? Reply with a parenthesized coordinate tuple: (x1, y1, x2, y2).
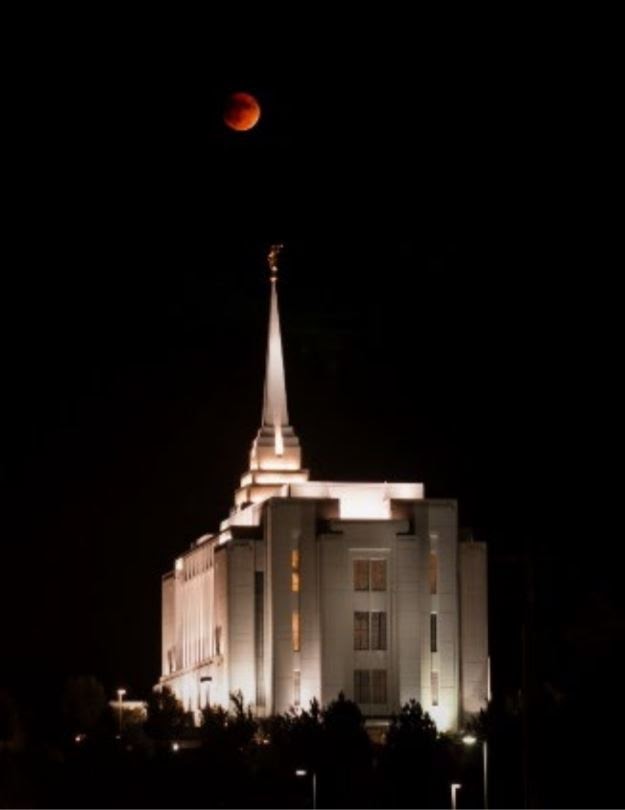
(267, 244, 284, 280)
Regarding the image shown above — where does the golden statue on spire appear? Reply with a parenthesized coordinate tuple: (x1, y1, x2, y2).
(267, 243, 284, 279)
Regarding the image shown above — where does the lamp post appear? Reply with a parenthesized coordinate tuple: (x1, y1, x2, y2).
(296, 769, 317, 809)
(451, 782, 462, 810)
(200, 675, 212, 708)
(462, 734, 488, 809)
(116, 688, 126, 737)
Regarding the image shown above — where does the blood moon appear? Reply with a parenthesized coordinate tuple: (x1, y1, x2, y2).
(223, 92, 261, 132)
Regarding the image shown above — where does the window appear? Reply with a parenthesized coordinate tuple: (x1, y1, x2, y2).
(214, 626, 222, 657)
(354, 670, 387, 704)
(430, 613, 438, 653)
(371, 559, 387, 591)
(371, 611, 387, 651)
(371, 670, 387, 704)
(354, 612, 387, 651)
(354, 669, 370, 703)
(292, 611, 300, 652)
(353, 558, 387, 591)
(428, 551, 438, 595)
(354, 559, 369, 590)
(291, 550, 300, 592)
(255, 572, 265, 707)
(354, 612, 370, 650)
(431, 671, 439, 706)
(294, 670, 301, 706)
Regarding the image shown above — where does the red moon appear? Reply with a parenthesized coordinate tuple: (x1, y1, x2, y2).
(224, 92, 261, 131)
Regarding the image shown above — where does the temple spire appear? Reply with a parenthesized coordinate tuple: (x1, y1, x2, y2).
(262, 245, 289, 449)
(226, 244, 308, 516)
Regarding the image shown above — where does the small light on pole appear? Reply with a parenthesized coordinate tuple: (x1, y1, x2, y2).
(296, 768, 317, 809)
(451, 782, 462, 810)
(200, 675, 212, 707)
(462, 734, 488, 808)
(116, 689, 126, 737)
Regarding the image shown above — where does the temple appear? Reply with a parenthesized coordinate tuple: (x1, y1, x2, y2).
(160, 248, 489, 731)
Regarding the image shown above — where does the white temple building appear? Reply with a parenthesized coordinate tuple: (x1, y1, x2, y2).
(160, 249, 488, 731)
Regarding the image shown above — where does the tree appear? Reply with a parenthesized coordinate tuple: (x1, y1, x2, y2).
(225, 690, 257, 752)
(382, 700, 445, 808)
(143, 685, 192, 741)
(386, 699, 437, 752)
(198, 692, 257, 753)
(61, 675, 106, 735)
(199, 701, 228, 747)
(0, 689, 22, 751)
(321, 692, 372, 806)
(290, 698, 323, 770)
(464, 700, 492, 741)
(322, 691, 364, 738)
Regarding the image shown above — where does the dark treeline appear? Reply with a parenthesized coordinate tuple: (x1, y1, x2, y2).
(0, 677, 608, 808)
(0, 681, 477, 808)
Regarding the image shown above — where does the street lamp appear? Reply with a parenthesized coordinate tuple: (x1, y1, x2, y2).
(462, 734, 488, 809)
(296, 769, 317, 809)
(451, 782, 462, 810)
(116, 688, 127, 737)
(200, 675, 212, 708)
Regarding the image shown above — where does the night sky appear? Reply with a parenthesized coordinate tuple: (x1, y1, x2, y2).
(2, 25, 620, 732)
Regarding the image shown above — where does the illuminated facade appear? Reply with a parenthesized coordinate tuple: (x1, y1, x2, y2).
(160, 253, 488, 731)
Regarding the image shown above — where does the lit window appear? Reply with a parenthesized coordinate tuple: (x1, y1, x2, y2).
(371, 612, 387, 651)
(428, 551, 438, 595)
(292, 549, 300, 592)
(354, 669, 370, 703)
(431, 671, 439, 706)
(430, 613, 438, 653)
(371, 670, 387, 704)
(371, 560, 387, 591)
(354, 612, 370, 650)
(354, 559, 369, 591)
(292, 611, 300, 652)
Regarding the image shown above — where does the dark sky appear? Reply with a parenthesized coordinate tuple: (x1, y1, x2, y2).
(1, 25, 620, 714)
